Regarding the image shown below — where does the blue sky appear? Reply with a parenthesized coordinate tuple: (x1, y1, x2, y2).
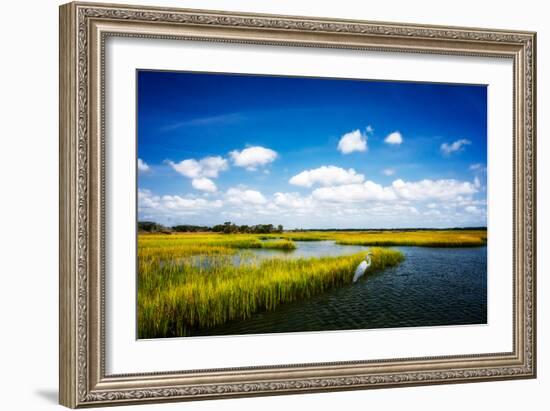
(137, 70, 487, 229)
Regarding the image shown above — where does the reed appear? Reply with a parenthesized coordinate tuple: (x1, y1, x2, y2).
(137, 247, 403, 338)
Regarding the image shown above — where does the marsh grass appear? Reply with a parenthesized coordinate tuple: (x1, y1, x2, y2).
(331, 230, 487, 247)
(262, 230, 487, 247)
(138, 247, 403, 338)
(260, 239, 296, 250)
(138, 234, 296, 259)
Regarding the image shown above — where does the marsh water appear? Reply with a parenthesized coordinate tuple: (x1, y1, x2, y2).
(192, 241, 487, 336)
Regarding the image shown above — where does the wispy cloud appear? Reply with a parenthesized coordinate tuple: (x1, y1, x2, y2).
(440, 139, 471, 156)
(137, 158, 150, 173)
(382, 168, 396, 176)
(138, 189, 223, 215)
(161, 113, 245, 131)
(469, 163, 486, 172)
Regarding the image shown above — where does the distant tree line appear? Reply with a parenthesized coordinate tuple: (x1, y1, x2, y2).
(138, 221, 486, 234)
(212, 222, 283, 234)
(137, 221, 171, 233)
(138, 221, 284, 234)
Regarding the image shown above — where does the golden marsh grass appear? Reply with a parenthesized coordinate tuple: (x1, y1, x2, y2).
(138, 245, 403, 338)
(270, 230, 487, 247)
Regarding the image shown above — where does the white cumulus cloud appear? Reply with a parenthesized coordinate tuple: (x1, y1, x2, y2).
(464, 205, 485, 214)
(384, 131, 403, 145)
(138, 173, 486, 229)
(311, 178, 479, 203)
(289, 166, 365, 188)
(191, 177, 217, 193)
(312, 181, 397, 203)
(161, 194, 223, 210)
(226, 187, 267, 205)
(229, 146, 278, 170)
(392, 178, 478, 201)
(168, 156, 228, 179)
(337, 129, 367, 154)
(167, 156, 228, 192)
(440, 139, 471, 155)
(138, 189, 223, 220)
(138, 189, 160, 209)
(274, 192, 315, 210)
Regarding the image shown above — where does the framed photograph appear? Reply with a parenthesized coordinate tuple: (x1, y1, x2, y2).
(59, 2, 537, 408)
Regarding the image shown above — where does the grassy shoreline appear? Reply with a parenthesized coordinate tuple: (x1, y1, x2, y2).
(138, 247, 403, 338)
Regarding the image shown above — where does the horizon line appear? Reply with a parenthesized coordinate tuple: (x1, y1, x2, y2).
(137, 221, 487, 231)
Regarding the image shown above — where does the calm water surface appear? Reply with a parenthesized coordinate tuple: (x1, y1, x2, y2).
(191, 241, 487, 336)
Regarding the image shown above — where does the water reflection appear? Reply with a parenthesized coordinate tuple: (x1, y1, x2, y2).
(189, 240, 370, 269)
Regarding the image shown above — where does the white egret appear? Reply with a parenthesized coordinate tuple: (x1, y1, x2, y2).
(353, 252, 372, 283)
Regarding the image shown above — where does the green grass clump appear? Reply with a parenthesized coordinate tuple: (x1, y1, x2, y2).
(137, 247, 403, 338)
(260, 239, 296, 250)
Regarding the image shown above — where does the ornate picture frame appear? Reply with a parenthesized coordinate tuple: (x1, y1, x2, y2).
(59, 2, 536, 408)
